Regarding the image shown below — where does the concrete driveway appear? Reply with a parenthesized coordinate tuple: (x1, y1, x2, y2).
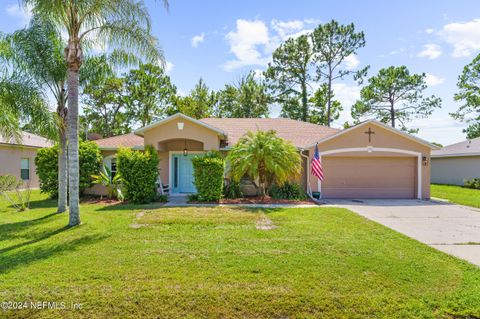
(325, 199, 480, 267)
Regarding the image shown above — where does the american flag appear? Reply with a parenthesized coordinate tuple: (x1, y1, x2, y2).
(311, 144, 324, 181)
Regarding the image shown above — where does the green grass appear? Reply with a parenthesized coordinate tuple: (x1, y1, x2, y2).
(431, 184, 480, 208)
(0, 191, 479, 318)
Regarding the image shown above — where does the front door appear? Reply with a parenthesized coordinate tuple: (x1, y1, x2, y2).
(171, 154, 197, 193)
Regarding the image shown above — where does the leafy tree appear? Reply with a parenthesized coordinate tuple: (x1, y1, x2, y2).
(82, 75, 131, 137)
(264, 35, 314, 121)
(464, 123, 480, 139)
(312, 20, 367, 126)
(23, 0, 165, 226)
(351, 66, 441, 133)
(217, 72, 270, 118)
(170, 78, 217, 118)
(0, 19, 67, 213)
(309, 84, 343, 125)
(123, 63, 177, 127)
(451, 54, 480, 140)
(227, 130, 302, 198)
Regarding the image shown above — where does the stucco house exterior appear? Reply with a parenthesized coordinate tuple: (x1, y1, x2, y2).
(0, 132, 53, 188)
(431, 137, 480, 185)
(90, 113, 437, 199)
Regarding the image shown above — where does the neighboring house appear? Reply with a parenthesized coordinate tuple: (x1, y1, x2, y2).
(0, 132, 53, 188)
(90, 113, 437, 199)
(431, 137, 480, 185)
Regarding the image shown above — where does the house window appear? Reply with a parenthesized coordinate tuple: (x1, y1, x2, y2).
(20, 158, 30, 180)
(110, 158, 117, 180)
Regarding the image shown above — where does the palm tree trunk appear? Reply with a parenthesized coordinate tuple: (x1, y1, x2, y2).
(57, 123, 68, 213)
(67, 67, 80, 226)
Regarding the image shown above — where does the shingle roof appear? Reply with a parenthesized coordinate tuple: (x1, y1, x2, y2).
(431, 137, 480, 157)
(0, 131, 53, 148)
(200, 118, 340, 148)
(94, 133, 144, 149)
(95, 118, 339, 150)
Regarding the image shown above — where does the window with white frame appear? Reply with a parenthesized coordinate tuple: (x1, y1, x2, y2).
(20, 158, 30, 180)
(110, 158, 117, 180)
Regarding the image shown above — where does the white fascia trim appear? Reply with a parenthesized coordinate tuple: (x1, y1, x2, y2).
(305, 120, 440, 150)
(319, 147, 423, 200)
(431, 152, 480, 158)
(134, 113, 227, 138)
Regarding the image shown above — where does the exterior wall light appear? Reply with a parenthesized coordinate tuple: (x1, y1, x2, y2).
(177, 122, 184, 130)
(183, 139, 188, 156)
(422, 156, 428, 166)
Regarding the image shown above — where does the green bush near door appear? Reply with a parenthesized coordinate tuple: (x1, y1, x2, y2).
(117, 145, 159, 204)
(192, 151, 224, 202)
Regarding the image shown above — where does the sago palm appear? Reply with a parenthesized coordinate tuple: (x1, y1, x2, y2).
(22, 0, 166, 226)
(227, 130, 302, 197)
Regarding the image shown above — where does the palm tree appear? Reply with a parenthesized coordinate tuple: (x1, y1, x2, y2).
(22, 0, 166, 226)
(0, 73, 55, 141)
(1, 18, 68, 213)
(227, 130, 302, 198)
(1, 18, 139, 214)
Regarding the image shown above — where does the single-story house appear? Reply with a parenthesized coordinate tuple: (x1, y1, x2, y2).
(0, 131, 53, 188)
(89, 113, 437, 199)
(431, 137, 480, 185)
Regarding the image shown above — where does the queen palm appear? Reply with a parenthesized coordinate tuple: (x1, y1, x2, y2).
(1, 18, 69, 213)
(227, 130, 302, 197)
(1, 18, 133, 214)
(22, 0, 166, 226)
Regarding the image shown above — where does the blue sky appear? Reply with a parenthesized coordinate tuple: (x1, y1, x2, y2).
(3, 1, 480, 145)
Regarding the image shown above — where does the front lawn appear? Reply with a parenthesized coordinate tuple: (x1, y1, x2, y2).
(0, 191, 479, 318)
(431, 184, 480, 208)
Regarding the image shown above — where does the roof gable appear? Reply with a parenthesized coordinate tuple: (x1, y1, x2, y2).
(306, 120, 440, 150)
(134, 113, 226, 137)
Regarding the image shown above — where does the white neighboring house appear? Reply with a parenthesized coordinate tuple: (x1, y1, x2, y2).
(431, 137, 480, 185)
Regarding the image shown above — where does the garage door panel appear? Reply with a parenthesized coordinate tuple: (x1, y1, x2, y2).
(322, 157, 416, 199)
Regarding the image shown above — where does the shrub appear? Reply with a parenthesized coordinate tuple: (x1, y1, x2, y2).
(269, 182, 307, 200)
(464, 178, 480, 189)
(91, 164, 124, 200)
(223, 179, 243, 199)
(156, 194, 168, 203)
(35, 141, 102, 197)
(192, 152, 225, 202)
(35, 146, 58, 197)
(117, 145, 159, 203)
(0, 175, 31, 211)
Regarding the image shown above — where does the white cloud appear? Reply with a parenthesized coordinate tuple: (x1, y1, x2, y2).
(223, 18, 318, 71)
(416, 44, 442, 59)
(165, 61, 174, 74)
(330, 83, 361, 126)
(439, 18, 480, 57)
(344, 54, 360, 70)
(425, 28, 435, 34)
(5, 3, 32, 26)
(425, 73, 444, 86)
(223, 19, 271, 71)
(191, 32, 205, 48)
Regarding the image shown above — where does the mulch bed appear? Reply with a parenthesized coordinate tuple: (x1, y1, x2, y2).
(190, 196, 316, 205)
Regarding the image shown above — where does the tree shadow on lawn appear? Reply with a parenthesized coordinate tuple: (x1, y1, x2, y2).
(95, 201, 167, 212)
(0, 212, 58, 242)
(0, 231, 109, 275)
